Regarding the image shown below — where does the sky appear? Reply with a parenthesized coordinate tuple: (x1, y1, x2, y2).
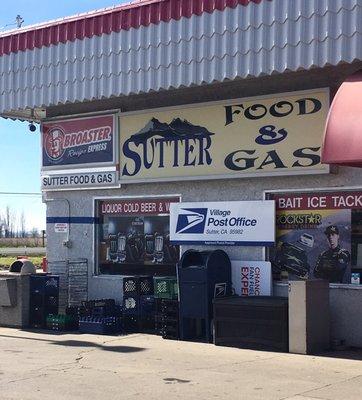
(0, 0, 129, 232)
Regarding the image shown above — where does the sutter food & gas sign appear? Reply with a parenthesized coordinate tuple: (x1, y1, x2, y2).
(119, 89, 329, 182)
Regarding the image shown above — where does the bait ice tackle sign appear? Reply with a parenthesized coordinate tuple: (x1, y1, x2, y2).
(120, 89, 329, 182)
(42, 114, 116, 168)
(170, 201, 275, 246)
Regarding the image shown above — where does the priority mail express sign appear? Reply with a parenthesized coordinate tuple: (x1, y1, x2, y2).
(231, 261, 272, 296)
(170, 201, 275, 246)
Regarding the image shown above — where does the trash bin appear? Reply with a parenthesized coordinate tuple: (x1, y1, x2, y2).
(9, 259, 36, 275)
(178, 249, 231, 343)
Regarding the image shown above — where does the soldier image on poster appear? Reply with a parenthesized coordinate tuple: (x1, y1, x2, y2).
(313, 225, 351, 283)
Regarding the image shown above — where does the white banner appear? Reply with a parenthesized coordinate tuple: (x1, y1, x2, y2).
(41, 171, 117, 190)
(231, 261, 273, 296)
(54, 223, 68, 233)
(170, 200, 275, 246)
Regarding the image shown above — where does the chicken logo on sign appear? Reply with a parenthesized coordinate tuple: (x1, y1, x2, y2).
(44, 127, 66, 161)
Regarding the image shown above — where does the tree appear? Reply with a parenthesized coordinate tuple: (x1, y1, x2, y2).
(30, 227, 39, 238)
(20, 211, 26, 238)
(4, 206, 16, 238)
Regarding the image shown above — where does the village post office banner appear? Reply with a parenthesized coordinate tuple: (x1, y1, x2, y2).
(169, 200, 275, 246)
(120, 89, 329, 182)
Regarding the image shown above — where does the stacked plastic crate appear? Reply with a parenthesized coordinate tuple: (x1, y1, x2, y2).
(122, 276, 155, 332)
(29, 275, 59, 328)
(153, 277, 179, 340)
(78, 299, 121, 334)
(46, 314, 77, 331)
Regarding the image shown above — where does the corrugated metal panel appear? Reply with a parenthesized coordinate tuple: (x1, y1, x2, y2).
(0, 0, 361, 114)
(0, 0, 263, 56)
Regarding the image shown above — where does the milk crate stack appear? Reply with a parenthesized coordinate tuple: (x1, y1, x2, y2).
(122, 275, 155, 332)
(153, 277, 180, 340)
(78, 299, 122, 334)
(46, 314, 77, 331)
(155, 299, 180, 340)
(29, 275, 59, 328)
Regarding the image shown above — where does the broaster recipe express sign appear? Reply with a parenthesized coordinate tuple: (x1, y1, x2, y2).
(42, 114, 116, 168)
(120, 89, 329, 182)
(170, 201, 275, 246)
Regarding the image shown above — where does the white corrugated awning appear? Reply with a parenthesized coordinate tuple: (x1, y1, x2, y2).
(0, 0, 362, 117)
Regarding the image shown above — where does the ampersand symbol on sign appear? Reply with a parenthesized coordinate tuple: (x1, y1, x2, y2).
(255, 125, 288, 145)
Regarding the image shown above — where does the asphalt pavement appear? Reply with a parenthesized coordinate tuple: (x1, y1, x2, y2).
(0, 328, 361, 400)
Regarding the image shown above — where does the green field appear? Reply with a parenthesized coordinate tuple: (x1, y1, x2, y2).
(0, 256, 44, 269)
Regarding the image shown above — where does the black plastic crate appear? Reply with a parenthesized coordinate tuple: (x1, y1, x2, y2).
(154, 315, 164, 335)
(162, 323, 180, 340)
(122, 295, 139, 316)
(139, 276, 154, 295)
(45, 295, 59, 308)
(123, 276, 154, 296)
(29, 306, 47, 328)
(123, 277, 138, 294)
(138, 316, 155, 333)
(80, 299, 117, 317)
(123, 316, 138, 332)
(30, 275, 59, 295)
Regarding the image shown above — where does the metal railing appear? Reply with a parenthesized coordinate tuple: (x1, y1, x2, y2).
(48, 258, 88, 312)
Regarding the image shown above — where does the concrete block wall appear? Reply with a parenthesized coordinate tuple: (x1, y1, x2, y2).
(0, 274, 30, 328)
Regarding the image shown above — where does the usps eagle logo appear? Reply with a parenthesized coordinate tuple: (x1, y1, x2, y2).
(44, 127, 66, 161)
(176, 208, 208, 234)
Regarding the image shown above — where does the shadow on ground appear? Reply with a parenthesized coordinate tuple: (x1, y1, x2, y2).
(0, 332, 146, 354)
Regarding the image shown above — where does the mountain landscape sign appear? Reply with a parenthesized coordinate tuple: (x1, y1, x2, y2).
(119, 89, 329, 182)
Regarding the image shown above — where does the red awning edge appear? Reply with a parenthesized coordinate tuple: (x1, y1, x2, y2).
(322, 71, 362, 167)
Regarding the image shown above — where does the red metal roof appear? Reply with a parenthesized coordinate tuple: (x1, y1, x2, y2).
(0, 0, 265, 56)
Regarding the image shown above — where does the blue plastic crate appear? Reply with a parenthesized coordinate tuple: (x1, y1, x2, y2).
(79, 316, 121, 334)
(139, 295, 155, 316)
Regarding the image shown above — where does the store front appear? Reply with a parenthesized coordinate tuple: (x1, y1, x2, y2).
(1, 0, 362, 347)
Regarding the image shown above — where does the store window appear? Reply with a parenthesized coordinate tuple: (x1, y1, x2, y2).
(266, 190, 362, 285)
(95, 197, 180, 275)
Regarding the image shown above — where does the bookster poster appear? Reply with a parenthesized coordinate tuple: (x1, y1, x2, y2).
(267, 191, 361, 284)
